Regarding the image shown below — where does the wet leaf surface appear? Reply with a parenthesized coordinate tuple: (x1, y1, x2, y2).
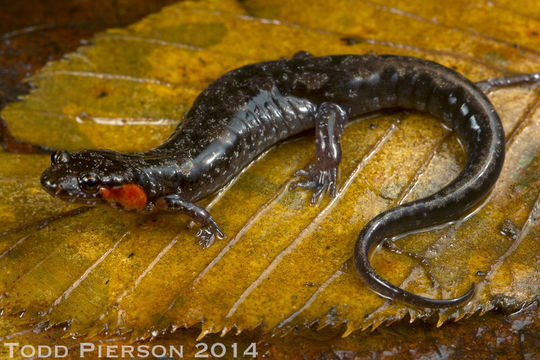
(0, 0, 539, 357)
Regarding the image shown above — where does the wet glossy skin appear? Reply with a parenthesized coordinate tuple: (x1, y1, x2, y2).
(41, 53, 539, 308)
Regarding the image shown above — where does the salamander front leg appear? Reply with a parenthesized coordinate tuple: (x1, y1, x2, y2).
(291, 102, 349, 204)
(158, 194, 224, 248)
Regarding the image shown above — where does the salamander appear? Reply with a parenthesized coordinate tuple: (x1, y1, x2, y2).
(40, 53, 540, 308)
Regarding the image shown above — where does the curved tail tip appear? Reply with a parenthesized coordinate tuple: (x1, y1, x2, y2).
(441, 282, 476, 307)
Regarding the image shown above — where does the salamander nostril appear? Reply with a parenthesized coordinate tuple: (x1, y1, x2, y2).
(40, 174, 57, 191)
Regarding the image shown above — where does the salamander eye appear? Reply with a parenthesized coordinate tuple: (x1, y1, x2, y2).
(79, 173, 102, 193)
(51, 151, 71, 165)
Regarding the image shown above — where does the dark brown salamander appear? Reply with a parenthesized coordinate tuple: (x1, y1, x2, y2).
(40, 53, 540, 308)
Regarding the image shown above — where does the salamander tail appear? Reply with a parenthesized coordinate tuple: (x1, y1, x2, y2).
(353, 214, 476, 308)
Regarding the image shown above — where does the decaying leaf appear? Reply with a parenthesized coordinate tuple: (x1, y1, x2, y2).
(0, 0, 539, 342)
(1, 301, 537, 359)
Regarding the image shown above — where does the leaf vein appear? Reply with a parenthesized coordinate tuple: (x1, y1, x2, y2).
(505, 89, 540, 146)
(358, 0, 540, 57)
(114, 236, 178, 306)
(99, 33, 203, 51)
(482, 194, 540, 283)
(276, 268, 344, 330)
(45, 231, 130, 315)
(34, 70, 177, 87)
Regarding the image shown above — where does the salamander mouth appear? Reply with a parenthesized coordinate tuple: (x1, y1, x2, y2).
(45, 187, 102, 205)
(60, 197, 101, 205)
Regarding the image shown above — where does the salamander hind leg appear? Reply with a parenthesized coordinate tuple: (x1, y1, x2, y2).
(291, 102, 348, 205)
(475, 72, 540, 92)
(158, 194, 224, 248)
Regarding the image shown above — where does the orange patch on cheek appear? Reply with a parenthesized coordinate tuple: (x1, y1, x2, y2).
(99, 184, 148, 211)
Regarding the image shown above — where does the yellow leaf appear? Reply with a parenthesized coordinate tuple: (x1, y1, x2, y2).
(0, 0, 538, 341)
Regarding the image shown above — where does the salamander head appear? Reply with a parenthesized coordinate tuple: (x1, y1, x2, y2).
(41, 149, 148, 211)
